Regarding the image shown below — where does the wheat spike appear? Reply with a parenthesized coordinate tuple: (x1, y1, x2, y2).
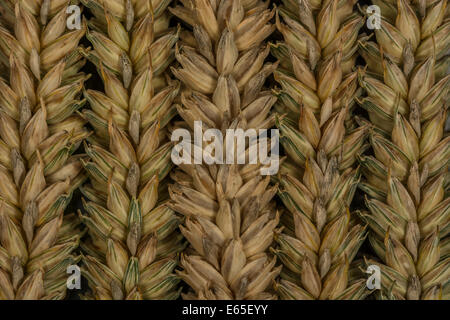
(78, 0, 185, 300)
(271, 0, 370, 300)
(358, 0, 449, 300)
(168, 0, 282, 299)
(0, 0, 88, 299)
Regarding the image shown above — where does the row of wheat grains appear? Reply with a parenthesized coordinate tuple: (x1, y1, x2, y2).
(0, 0, 88, 299)
(0, 0, 448, 300)
(357, 0, 449, 300)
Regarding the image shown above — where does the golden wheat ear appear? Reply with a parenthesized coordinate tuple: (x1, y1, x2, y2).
(358, 0, 449, 300)
(0, 0, 88, 300)
(166, 0, 284, 299)
(78, 0, 185, 300)
(268, 0, 370, 300)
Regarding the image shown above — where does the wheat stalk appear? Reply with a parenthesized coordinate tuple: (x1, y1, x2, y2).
(0, 0, 87, 299)
(270, 0, 369, 300)
(78, 0, 185, 300)
(358, 0, 449, 300)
